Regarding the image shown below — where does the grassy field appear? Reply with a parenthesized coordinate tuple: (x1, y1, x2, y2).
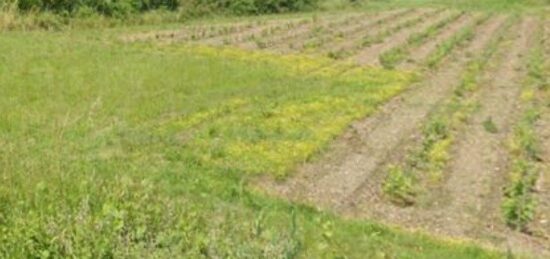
(1, 0, 548, 258)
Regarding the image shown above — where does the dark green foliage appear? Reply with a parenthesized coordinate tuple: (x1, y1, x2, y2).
(12, 0, 318, 17)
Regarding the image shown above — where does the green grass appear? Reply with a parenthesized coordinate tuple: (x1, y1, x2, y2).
(0, 27, 505, 258)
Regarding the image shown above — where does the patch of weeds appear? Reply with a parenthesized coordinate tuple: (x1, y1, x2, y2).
(255, 39, 268, 49)
(327, 49, 350, 60)
(383, 166, 416, 206)
(502, 160, 538, 231)
(482, 117, 498, 133)
(379, 47, 408, 69)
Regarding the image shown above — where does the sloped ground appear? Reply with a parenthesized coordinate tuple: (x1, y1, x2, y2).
(128, 8, 550, 257)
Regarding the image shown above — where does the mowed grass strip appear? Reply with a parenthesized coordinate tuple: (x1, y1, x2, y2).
(0, 30, 502, 258)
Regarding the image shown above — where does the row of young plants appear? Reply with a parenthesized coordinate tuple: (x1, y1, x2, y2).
(423, 14, 491, 68)
(378, 11, 465, 69)
(325, 9, 441, 60)
(297, 10, 406, 52)
(501, 22, 547, 232)
(318, 9, 418, 58)
(169, 20, 268, 41)
(220, 18, 311, 46)
(251, 13, 365, 49)
(359, 9, 443, 49)
(382, 16, 513, 205)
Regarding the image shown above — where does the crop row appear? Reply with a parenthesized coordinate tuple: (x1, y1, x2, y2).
(323, 9, 441, 61)
(423, 14, 490, 68)
(249, 13, 367, 50)
(501, 22, 546, 232)
(378, 11, 465, 69)
(382, 17, 512, 205)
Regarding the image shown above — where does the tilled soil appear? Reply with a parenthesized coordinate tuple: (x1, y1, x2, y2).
(275, 10, 416, 54)
(235, 12, 368, 50)
(400, 12, 475, 69)
(353, 9, 448, 66)
(314, 9, 426, 55)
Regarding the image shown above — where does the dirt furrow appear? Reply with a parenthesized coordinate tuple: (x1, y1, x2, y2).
(400, 13, 476, 69)
(352, 10, 451, 66)
(258, 15, 508, 210)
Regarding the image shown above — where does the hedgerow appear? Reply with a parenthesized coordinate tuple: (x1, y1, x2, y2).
(11, 0, 319, 17)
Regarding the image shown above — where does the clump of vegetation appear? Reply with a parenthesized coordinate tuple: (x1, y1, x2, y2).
(383, 166, 416, 205)
(379, 47, 408, 69)
(482, 117, 498, 133)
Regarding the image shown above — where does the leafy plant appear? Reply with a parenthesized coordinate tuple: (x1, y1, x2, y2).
(482, 116, 498, 133)
(383, 166, 416, 206)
